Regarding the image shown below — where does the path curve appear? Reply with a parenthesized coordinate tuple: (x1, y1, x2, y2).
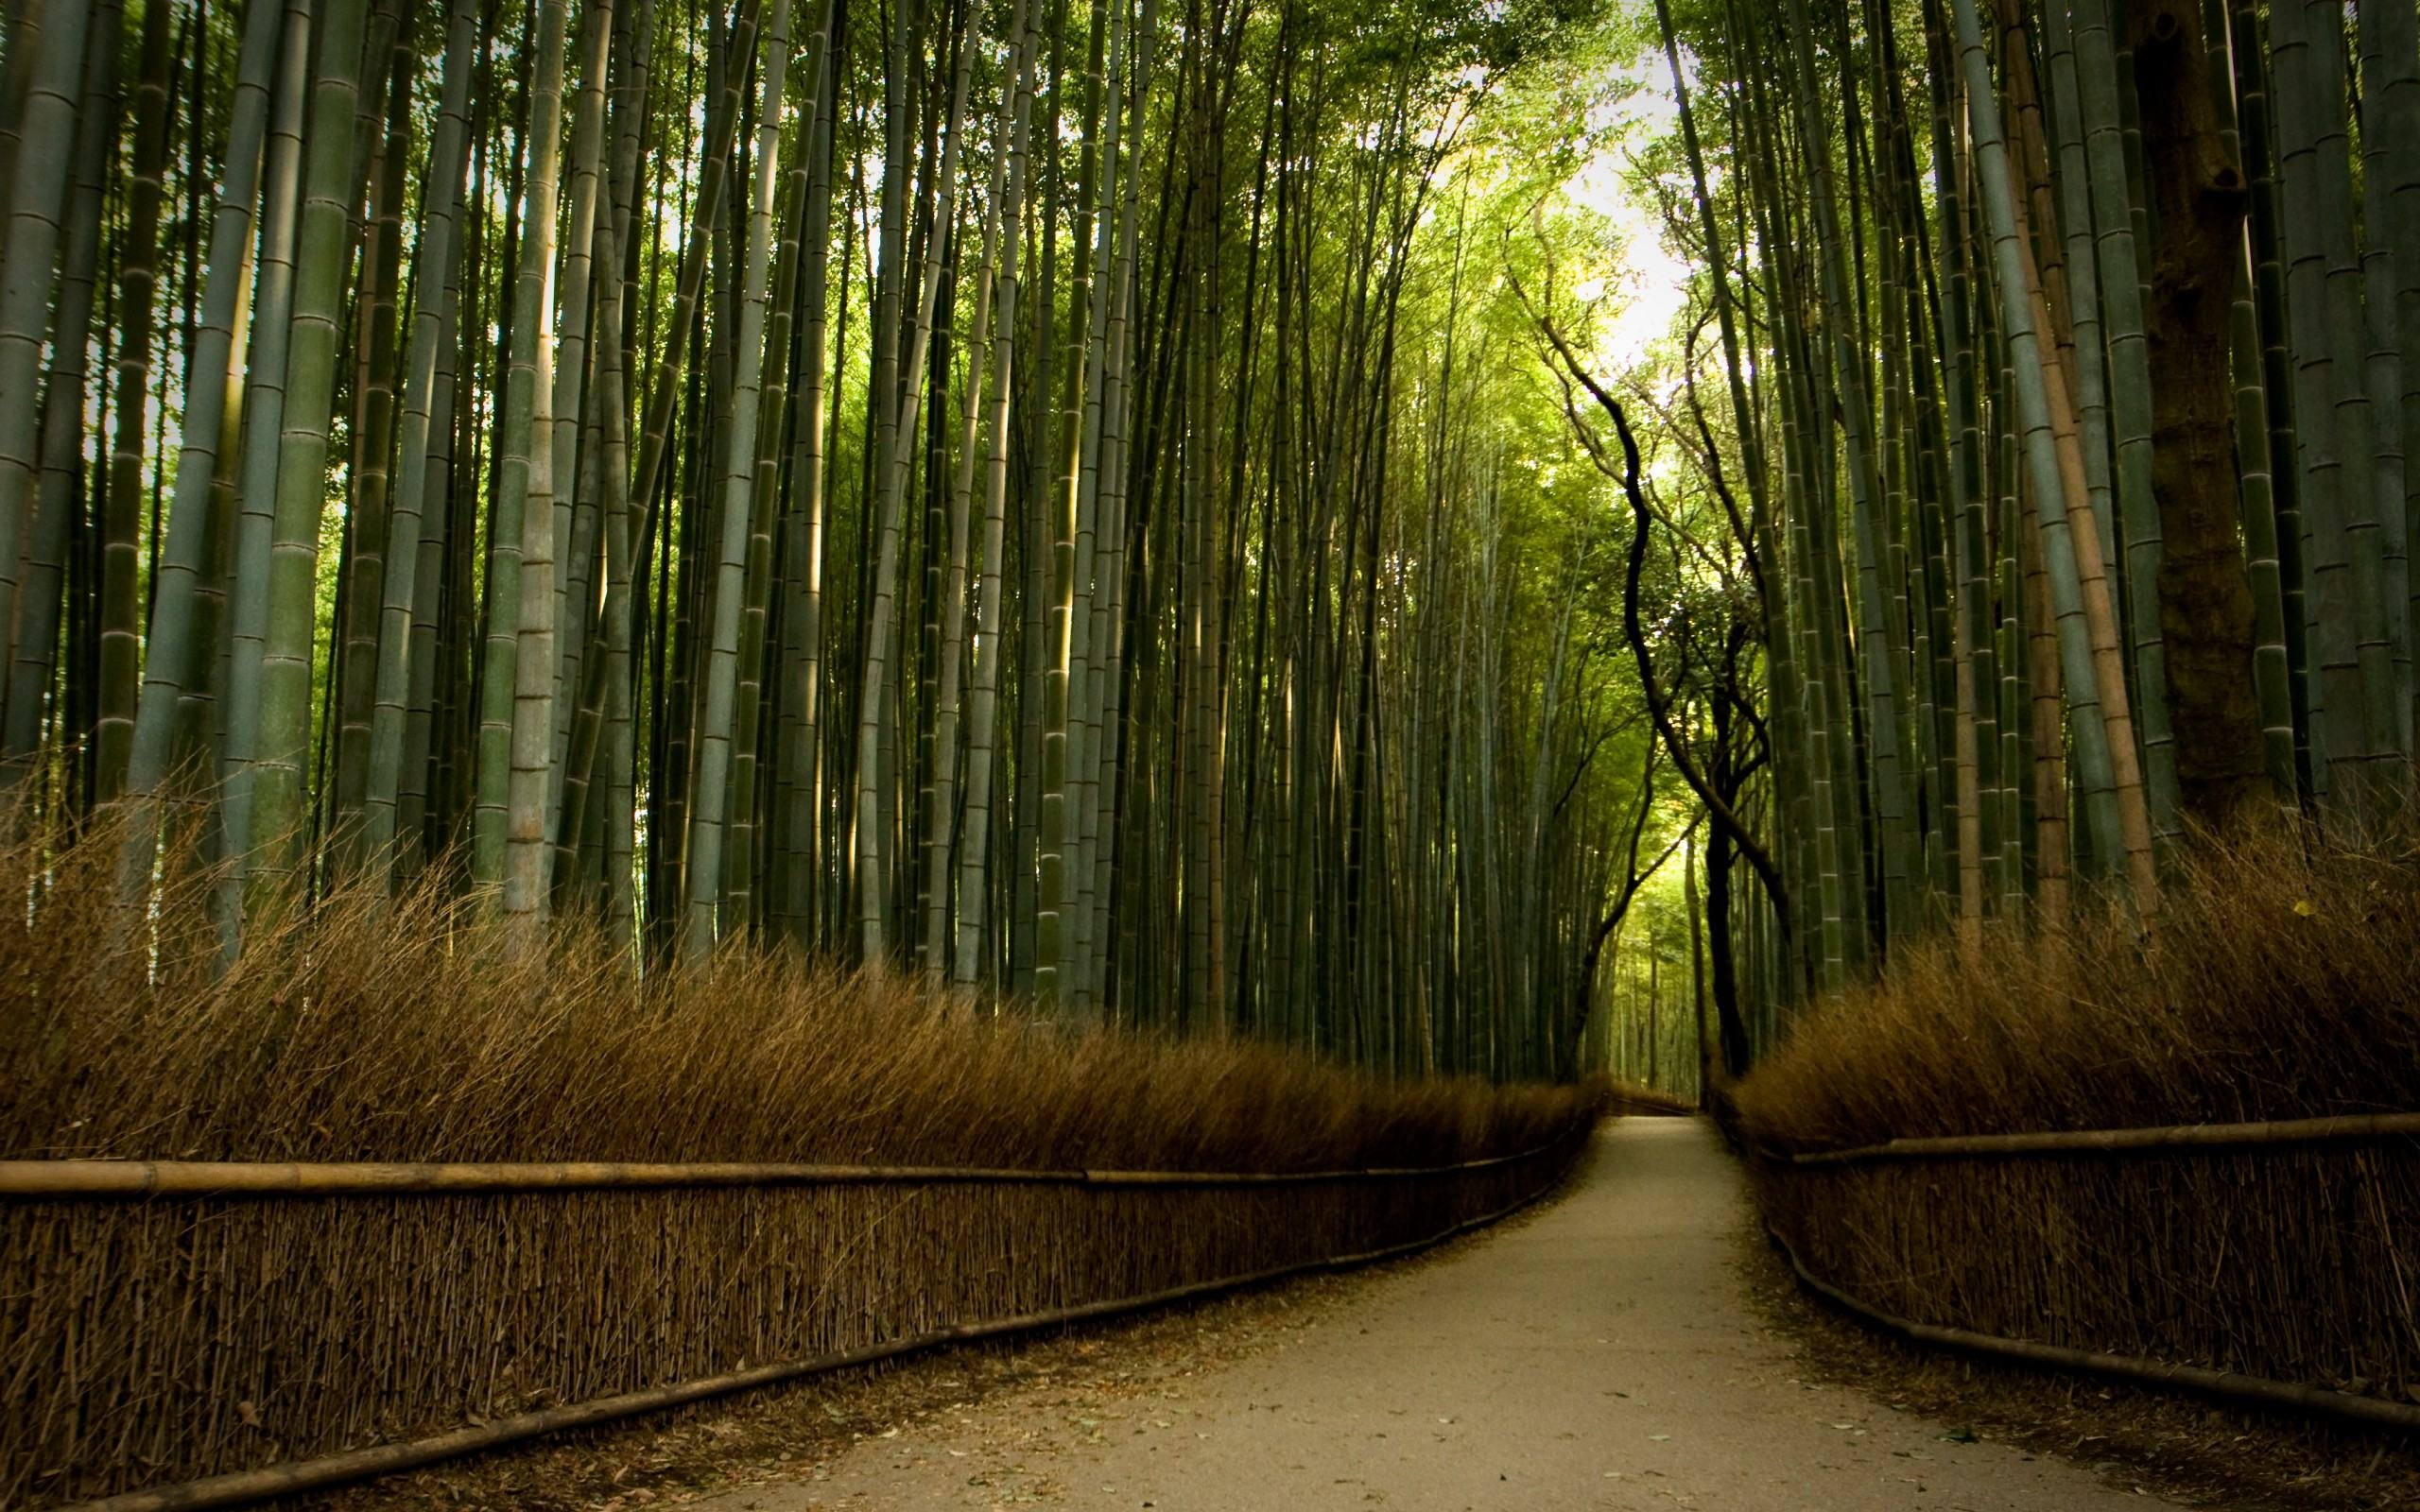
(696, 1118, 2185, 1510)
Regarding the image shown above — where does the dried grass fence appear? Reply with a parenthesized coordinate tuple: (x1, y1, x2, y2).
(1744, 1122, 2420, 1429)
(4, 1130, 1591, 1510)
(1730, 825, 2420, 1435)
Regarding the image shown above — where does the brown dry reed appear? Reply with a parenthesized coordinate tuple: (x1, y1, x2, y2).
(1, 815, 1602, 1507)
(6, 815, 1592, 1170)
(1733, 820, 2420, 1415)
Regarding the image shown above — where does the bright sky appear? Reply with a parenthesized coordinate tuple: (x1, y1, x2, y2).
(1565, 52, 1697, 374)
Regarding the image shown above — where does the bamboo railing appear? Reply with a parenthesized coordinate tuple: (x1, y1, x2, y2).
(1755, 1109, 2420, 1164)
(0, 1137, 1565, 1199)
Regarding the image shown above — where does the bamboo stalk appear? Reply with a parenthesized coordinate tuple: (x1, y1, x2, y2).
(0, 0, 95, 703)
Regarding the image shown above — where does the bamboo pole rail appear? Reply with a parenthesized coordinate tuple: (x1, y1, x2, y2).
(1755, 1110, 2420, 1165)
(0, 1136, 1571, 1200)
(49, 1139, 1586, 1512)
(1764, 1222, 2420, 1433)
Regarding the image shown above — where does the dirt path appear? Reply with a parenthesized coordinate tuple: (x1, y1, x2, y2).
(691, 1119, 2187, 1510)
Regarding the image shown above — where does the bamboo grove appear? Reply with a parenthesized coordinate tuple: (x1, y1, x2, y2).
(0, 0, 1684, 1078)
(1567, 0, 2420, 1064)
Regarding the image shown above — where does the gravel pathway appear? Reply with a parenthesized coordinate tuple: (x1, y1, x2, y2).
(692, 1118, 2187, 1510)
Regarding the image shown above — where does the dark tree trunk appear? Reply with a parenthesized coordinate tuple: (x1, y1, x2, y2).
(2135, 0, 2267, 831)
(1707, 679, 1751, 1080)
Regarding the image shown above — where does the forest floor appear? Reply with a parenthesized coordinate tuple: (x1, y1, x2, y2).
(329, 1118, 2420, 1512)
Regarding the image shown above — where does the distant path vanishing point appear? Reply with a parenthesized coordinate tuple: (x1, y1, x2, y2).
(695, 1119, 2184, 1510)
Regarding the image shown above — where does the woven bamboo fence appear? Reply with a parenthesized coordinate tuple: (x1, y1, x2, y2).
(1747, 1116, 2420, 1428)
(0, 1125, 1590, 1508)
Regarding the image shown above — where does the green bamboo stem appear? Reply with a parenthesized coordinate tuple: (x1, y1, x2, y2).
(775, 0, 839, 946)
(536, 0, 615, 862)
(484, 0, 572, 921)
(119, 0, 287, 886)
(1034, 0, 1120, 1008)
(248, 0, 371, 907)
(2358, 0, 2420, 746)
(851, 0, 979, 964)
(2069, 0, 2179, 844)
(683, 0, 797, 958)
(0, 0, 94, 747)
(361, 0, 481, 878)
(93, 0, 179, 802)
(956, 0, 1041, 986)
(2071, 0, 2187, 836)
(215, 0, 312, 940)
(1, 0, 117, 799)
(1950, 0, 2156, 919)
(2268, 0, 2404, 812)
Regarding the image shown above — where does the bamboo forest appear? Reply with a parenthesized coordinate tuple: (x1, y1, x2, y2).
(11, 0, 2420, 1506)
